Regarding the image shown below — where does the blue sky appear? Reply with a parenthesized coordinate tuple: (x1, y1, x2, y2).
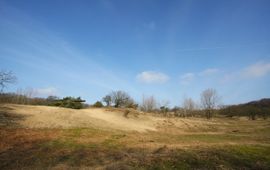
(1, 0, 270, 106)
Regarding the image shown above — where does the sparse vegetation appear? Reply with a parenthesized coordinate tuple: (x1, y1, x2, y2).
(0, 106, 269, 169)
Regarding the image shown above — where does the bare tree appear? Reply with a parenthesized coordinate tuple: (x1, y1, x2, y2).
(110, 90, 133, 108)
(24, 87, 35, 104)
(183, 97, 196, 117)
(141, 95, 157, 112)
(159, 100, 170, 116)
(13, 88, 34, 104)
(200, 88, 219, 119)
(0, 70, 17, 93)
(102, 95, 112, 106)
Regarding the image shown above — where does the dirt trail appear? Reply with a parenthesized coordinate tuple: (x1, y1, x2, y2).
(0, 104, 158, 132)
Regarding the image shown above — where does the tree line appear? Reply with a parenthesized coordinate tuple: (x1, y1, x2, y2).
(96, 88, 220, 119)
(219, 98, 270, 120)
(1, 70, 269, 119)
(0, 92, 86, 109)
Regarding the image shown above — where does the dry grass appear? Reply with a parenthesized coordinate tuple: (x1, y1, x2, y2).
(0, 104, 270, 169)
(0, 104, 157, 132)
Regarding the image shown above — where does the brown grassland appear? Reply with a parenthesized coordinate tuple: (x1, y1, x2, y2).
(0, 104, 270, 169)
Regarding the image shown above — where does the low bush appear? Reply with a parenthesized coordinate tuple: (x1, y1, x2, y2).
(93, 101, 104, 108)
(50, 97, 85, 109)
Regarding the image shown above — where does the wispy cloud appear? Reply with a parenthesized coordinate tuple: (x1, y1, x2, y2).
(199, 68, 219, 76)
(221, 61, 270, 83)
(241, 62, 270, 78)
(180, 73, 195, 85)
(136, 71, 169, 84)
(34, 87, 57, 97)
(180, 68, 219, 85)
(0, 3, 139, 95)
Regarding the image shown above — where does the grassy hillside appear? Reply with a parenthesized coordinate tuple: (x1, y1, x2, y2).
(0, 104, 270, 169)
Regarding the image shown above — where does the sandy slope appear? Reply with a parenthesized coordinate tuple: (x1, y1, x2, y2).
(0, 104, 227, 133)
(0, 104, 158, 132)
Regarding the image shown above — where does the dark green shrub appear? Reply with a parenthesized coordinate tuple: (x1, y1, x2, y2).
(50, 97, 85, 109)
(93, 101, 104, 108)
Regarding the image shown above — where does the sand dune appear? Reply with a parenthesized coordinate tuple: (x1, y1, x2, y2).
(0, 104, 158, 132)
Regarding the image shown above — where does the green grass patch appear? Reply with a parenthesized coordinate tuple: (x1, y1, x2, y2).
(177, 134, 247, 143)
(40, 133, 125, 151)
(151, 133, 255, 145)
(140, 145, 270, 170)
(41, 138, 98, 150)
(101, 134, 126, 149)
(63, 127, 109, 138)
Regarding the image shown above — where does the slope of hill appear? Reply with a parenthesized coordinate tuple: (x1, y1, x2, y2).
(245, 98, 270, 107)
(0, 103, 270, 169)
(220, 98, 270, 118)
(0, 104, 158, 132)
(0, 104, 236, 133)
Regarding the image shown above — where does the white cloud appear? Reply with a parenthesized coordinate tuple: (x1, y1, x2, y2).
(136, 71, 169, 84)
(34, 87, 57, 97)
(241, 62, 270, 78)
(221, 61, 270, 83)
(199, 68, 219, 76)
(180, 73, 195, 85)
(180, 68, 219, 85)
